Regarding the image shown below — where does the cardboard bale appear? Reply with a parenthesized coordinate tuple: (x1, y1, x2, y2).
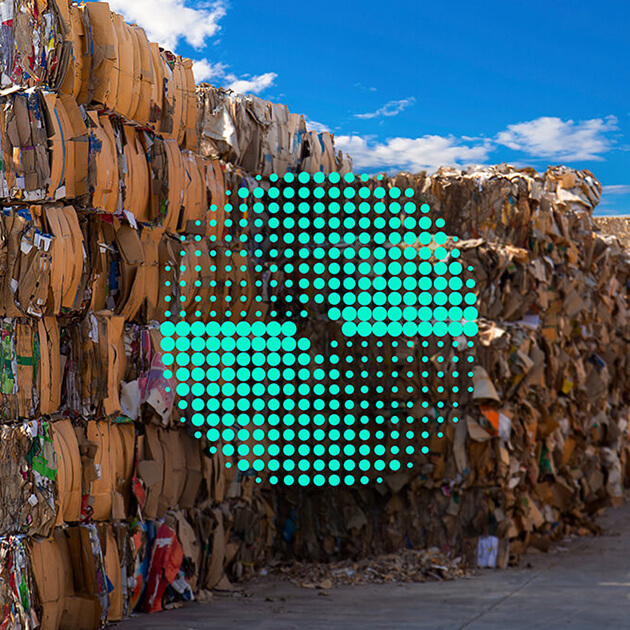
(0, 0, 69, 91)
(0, 422, 57, 538)
(0, 536, 35, 628)
(85, 1, 119, 110)
(30, 525, 111, 630)
(197, 86, 350, 175)
(130, 26, 154, 124)
(0, 90, 50, 200)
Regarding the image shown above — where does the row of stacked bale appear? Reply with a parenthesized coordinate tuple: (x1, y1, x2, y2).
(247, 165, 629, 567)
(0, 1, 346, 628)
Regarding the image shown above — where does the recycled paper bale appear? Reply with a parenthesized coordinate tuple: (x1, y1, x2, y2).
(0, 422, 56, 538)
(29, 525, 112, 630)
(0, 90, 50, 200)
(0, 0, 69, 91)
(0, 536, 35, 629)
(197, 85, 352, 175)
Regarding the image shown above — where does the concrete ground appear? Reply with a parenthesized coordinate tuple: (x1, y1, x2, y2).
(117, 501, 630, 629)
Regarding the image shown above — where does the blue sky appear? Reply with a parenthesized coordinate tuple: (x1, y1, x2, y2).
(106, 0, 630, 215)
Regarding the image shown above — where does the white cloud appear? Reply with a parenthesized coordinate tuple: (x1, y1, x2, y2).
(602, 185, 630, 195)
(304, 117, 331, 133)
(105, 0, 226, 51)
(495, 116, 618, 161)
(336, 115, 620, 173)
(193, 59, 228, 83)
(105, 0, 277, 95)
(354, 83, 377, 92)
(335, 134, 493, 172)
(225, 72, 277, 95)
(355, 97, 416, 120)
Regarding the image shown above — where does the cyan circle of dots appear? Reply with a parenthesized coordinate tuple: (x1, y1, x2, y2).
(160, 175, 476, 487)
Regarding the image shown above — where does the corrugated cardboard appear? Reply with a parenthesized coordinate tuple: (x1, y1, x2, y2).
(181, 152, 207, 232)
(94, 312, 126, 416)
(38, 316, 62, 415)
(29, 534, 68, 630)
(182, 58, 198, 151)
(15, 320, 36, 417)
(159, 429, 187, 513)
(86, 421, 116, 521)
(179, 432, 203, 509)
(52, 419, 83, 525)
(88, 112, 119, 213)
(43, 93, 89, 200)
(101, 524, 123, 621)
(163, 138, 186, 232)
(112, 14, 136, 119)
(86, 2, 119, 110)
(149, 43, 165, 125)
(206, 160, 226, 239)
(122, 126, 151, 222)
(115, 224, 146, 321)
(141, 226, 163, 321)
(59, 2, 92, 103)
(45, 205, 85, 313)
(131, 26, 154, 124)
(138, 426, 165, 520)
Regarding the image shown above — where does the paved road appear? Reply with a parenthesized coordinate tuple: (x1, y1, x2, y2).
(117, 501, 630, 629)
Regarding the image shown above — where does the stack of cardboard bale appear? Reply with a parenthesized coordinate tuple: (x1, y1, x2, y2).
(251, 166, 630, 568)
(0, 1, 341, 627)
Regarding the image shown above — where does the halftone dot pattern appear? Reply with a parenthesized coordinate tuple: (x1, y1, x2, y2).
(160, 172, 476, 487)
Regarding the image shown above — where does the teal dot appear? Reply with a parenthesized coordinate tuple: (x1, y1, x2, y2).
(160, 321, 175, 337)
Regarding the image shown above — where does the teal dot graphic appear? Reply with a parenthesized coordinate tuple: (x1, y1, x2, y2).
(160, 174, 475, 486)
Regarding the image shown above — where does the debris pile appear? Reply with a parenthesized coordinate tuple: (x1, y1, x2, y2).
(278, 547, 465, 589)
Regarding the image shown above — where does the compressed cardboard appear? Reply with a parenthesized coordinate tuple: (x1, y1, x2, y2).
(93, 312, 127, 416)
(149, 43, 165, 125)
(52, 419, 83, 525)
(101, 524, 123, 621)
(38, 317, 62, 415)
(85, 2, 119, 110)
(122, 126, 151, 222)
(115, 224, 146, 320)
(88, 112, 119, 213)
(138, 426, 165, 520)
(112, 14, 138, 120)
(45, 205, 85, 313)
(86, 421, 116, 521)
(59, 2, 92, 103)
(158, 429, 187, 513)
(181, 152, 207, 231)
(78, 421, 133, 523)
(1, 91, 51, 198)
(141, 226, 164, 321)
(43, 93, 89, 200)
(131, 26, 154, 124)
(163, 138, 186, 232)
(15, 320, 36, 417)
(29, 535, 67, 630)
